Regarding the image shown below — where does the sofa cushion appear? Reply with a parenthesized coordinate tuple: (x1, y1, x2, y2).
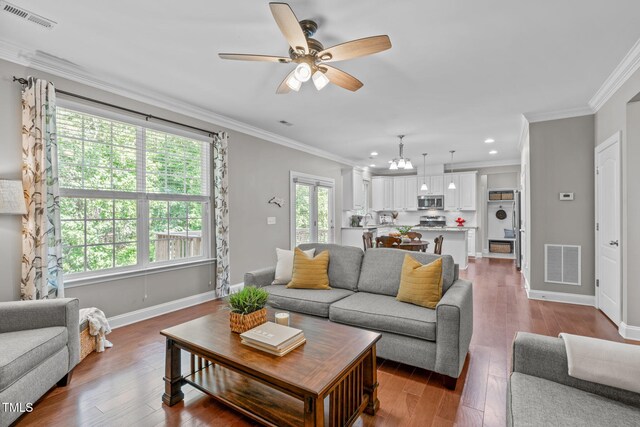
(298, 243, 364, 291)
(397, 256, 443, 309)
(0, 326, 68, 392)
(357, 248, 456, 296)
(509, 372, 640, 427)
(329, 292, 436, 341)
(262, 285, 354, 318)
(287, 248, 331, 289)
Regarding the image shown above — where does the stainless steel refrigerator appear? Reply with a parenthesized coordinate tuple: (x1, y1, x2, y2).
(514, 190, 522, 270)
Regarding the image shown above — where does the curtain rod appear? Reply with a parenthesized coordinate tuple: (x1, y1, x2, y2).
(13, 76, 219, 139)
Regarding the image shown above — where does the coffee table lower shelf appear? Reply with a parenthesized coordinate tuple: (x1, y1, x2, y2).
(184, 364, 304, 427)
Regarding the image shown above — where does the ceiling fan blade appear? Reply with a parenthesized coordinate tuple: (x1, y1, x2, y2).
(317, 35, 391, 63)
(276, 70, 295, 94)
(321, 65, 363, 92)
(269, 2, 309, 54)
(218, 53, 291, 63)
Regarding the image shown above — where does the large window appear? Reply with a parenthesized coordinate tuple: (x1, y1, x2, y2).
(290, 172, 334, 248)
(56, 104, 211, 279)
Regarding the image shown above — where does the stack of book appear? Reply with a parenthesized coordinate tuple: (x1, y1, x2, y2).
(240, 321, 306, 356)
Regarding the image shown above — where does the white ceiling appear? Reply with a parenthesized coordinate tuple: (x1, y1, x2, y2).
(2, 0, 640, 169)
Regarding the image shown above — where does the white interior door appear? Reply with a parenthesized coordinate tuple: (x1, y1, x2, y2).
(596, 132, 621, 325)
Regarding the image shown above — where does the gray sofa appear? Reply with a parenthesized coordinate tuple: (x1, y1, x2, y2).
(244, 243, 473, 388)
(0, 298, 80, 427)
(508, 332, 640, 426)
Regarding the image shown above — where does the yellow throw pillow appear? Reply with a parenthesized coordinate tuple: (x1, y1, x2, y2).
(286, 248, 331, 290)
(396, 255, 443, 309)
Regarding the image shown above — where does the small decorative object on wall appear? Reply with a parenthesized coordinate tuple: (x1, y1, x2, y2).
(268, 196, 285, 207)
(455, 217, 466, 227)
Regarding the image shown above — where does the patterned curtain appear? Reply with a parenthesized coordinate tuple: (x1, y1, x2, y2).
(21, 77, 64, 300)
(213, 132, 230, 297)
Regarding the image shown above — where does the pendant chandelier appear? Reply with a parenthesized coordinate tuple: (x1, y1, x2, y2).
(420, 153, 428, 191)
(389, 135, 413, 170)
(448, 150, 456, 190)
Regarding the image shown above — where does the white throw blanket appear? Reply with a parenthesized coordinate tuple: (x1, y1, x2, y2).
(559, 333, 640, 393)
(80, 307, 113, 352)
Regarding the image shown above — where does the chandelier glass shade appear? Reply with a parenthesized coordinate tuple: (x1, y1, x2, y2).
(389, 135, 413, 170)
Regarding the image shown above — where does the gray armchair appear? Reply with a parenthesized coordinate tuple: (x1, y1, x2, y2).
(508, 332, 640, 426)
(0, 298, 80, 427)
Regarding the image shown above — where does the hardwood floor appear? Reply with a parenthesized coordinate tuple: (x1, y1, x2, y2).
(16, 258, 631, 427)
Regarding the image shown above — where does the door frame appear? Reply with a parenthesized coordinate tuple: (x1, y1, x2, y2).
(289, 171, 335, 249)
(594, 131, 622, 321)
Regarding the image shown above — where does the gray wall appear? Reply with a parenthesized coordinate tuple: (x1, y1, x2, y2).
(529, 115, 595, 296)
(594, 64, 640, 327)
(0, 58, 347, 315)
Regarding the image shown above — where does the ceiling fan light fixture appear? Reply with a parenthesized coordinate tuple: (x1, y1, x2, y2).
(286, 74, 302, 91)
(312, 70, 330, 90)
(294, 63, 312, 82)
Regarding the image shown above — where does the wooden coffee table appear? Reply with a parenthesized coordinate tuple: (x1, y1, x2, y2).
(160, 309, 381, 426)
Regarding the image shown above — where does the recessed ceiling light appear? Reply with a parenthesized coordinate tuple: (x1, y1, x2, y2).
(370, 151, 378, 156)
(369, 164, 376, 167)
(489, 150, 498, 155)
(484, 138, 495, 144)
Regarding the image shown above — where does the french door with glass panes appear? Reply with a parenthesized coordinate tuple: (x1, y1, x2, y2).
(291, 173, 335, 248)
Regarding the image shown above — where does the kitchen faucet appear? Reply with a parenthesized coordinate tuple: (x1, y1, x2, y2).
(363, 213, 373, 226)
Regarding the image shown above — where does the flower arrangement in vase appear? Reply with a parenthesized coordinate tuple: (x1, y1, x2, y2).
(455, 217, 466, 227)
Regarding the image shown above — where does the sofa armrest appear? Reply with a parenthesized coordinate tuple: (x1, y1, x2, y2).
(435, 279, 473, 378)
(0, 298, 80, 371)
(244, 267, 276, 288)
(511, 332, 640, 408)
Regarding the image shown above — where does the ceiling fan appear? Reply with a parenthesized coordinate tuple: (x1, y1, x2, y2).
(218, 2, 392, 94)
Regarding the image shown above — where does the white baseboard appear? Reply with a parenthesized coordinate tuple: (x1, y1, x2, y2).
(475, 252, 483, 258)
(109, 290, 218, 329)
(619, 322, 640, 341)
(526, 289, 595, 306)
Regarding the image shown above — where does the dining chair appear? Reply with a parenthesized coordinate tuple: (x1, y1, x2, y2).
(405, 231, 422, 241)
(362, 231, 374, 251)
(375, 236, 402, 248)
(434, 235, 444, 255)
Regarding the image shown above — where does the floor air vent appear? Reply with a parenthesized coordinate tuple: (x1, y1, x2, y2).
(1, 1, 56, 29)
(545, 244, 581, 285)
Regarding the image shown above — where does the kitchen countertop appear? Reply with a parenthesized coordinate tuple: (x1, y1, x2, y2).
(342, 225, 477, 231)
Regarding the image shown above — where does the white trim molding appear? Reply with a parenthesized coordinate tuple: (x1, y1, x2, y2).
(526, 289, 595, 306)
(590, 37, 640, 112)
(0, 38, 356, 168)
(108, 290, 218, 328)
(524, 106, 595, 123)
(619, 322, 640, 341)
(453, 158, 521, 169)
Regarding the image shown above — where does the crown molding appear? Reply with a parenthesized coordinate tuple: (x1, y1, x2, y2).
(0, 38, 356, 167)
(589, 37, 640, 112)
(523, 105, 594, 123)
(454, 158, 521, 169)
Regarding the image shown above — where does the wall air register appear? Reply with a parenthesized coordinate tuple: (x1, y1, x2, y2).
(1, 1, 57, 29)
(545, 244, 581, 285)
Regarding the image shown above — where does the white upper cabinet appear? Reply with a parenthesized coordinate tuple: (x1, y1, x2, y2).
(371, 175, 418, 211)
(443, 172, 477, 211)
(417, 175, 444, 196)
(405, 176, 418, 210)
(459, 172, 477, 211)
(342, 168, 365, 211)
(444, 174, 460, 210)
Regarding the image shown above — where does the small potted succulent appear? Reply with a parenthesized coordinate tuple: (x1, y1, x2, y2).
(228, 286, 269, 333)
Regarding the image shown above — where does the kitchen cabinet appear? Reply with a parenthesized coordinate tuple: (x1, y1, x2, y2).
(372, 175, 417, 211)
(418, 175, 444, 196)
(443, 172, 477, 211)
(467, 228, 476, 257)
(444, 174, 460, 210)
(342, 168, 365, 211)
(372, 176, 393, 211)
(341, 227, 377, 249)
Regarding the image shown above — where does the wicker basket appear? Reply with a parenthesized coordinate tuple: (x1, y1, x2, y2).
(79, 324, 97, 361)
(230, 308, 267, 333)
(501, 192, 514, 200)
(490, 241, 513, 253)
(489, 192, 502, 200)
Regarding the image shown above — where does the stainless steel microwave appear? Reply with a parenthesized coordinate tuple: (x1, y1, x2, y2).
(418, 195, 444, 210)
